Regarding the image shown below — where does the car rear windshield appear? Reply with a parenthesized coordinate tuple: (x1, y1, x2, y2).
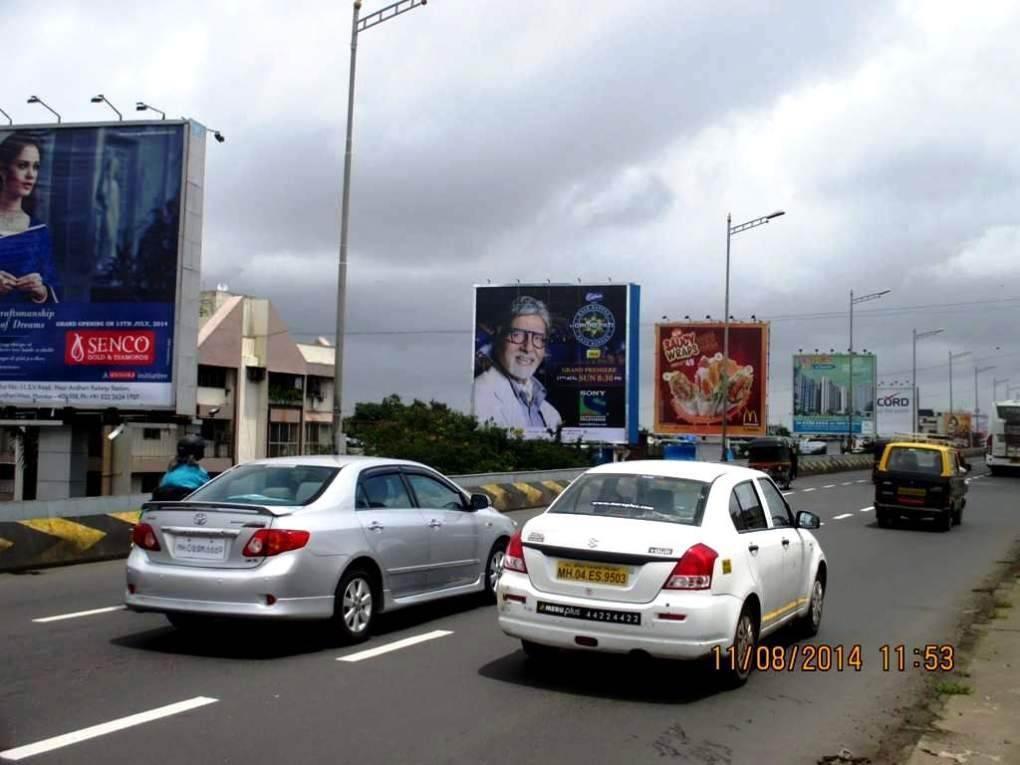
(750, 446, 786, 461)
(550, 473, 709, 525)
(188, 464, 341, 506)
(886, 448, 942, 475)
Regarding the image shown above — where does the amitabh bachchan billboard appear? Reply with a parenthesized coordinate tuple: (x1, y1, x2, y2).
(793, 353, 877, 435)
(0, 121, 205, 413)
(472, 284, 640, 443)
(653, 322, 769, 437)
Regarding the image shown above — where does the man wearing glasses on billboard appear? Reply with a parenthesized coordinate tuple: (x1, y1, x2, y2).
(473, 295, 563, 433)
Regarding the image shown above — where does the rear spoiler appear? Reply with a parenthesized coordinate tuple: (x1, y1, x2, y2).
(141, 501, 283, 517)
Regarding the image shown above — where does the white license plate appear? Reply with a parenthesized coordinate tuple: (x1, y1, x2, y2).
(173, 536, 227, 561)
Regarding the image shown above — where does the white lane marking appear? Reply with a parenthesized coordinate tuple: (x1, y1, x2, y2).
(856, 480, 867, 484)
(841, 482, 853, 486)
(337, 629, 453, 663)
(859, 506, 874, 513)
(782, 491, 794, 496)
(0, 697, 218, 761)
(802, 488, 817, 493)
(832, 513, 854, 520)
(823, 484, 836, 489)
(32, 606, 125, 624)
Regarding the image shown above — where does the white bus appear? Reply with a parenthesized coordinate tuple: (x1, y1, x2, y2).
(986, 400, 1020, 476)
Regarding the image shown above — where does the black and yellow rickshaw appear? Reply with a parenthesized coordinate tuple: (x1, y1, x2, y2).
(874, 441, 968, 531)
(747, 437, 798, 489)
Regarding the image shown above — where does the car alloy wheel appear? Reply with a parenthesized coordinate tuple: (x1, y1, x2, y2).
(343, 576, 373, 634)
(809, 578, 824, 632)
(723, 607, 758, 688)
(486, 544, 505, 597)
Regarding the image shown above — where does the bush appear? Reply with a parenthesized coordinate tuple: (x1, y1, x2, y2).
(345, 395, 594, 475)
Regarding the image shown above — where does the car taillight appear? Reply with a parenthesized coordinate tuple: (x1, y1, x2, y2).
(242, 529, 310, 557)
(663, 543, 718, 590)
(503, 529, 527, 574)
(132, 523, 160, 551)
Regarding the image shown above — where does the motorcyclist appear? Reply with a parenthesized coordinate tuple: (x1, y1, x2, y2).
(152, 435, 210, 501)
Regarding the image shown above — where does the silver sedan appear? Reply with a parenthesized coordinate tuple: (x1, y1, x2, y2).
(125, 456, 516, 643)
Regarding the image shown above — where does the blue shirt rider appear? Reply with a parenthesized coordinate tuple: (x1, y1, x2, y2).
(153, 435, 210, 501)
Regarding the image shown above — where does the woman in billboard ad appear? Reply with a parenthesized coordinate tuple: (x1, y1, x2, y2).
(654, 322, 769, 436)
(0, 132, 60, 303)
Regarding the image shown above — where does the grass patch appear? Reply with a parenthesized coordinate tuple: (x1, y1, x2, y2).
(993, 599, 1013, 609)
(935, 681, 973, 696)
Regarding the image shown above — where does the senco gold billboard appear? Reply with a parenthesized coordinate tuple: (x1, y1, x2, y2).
(653, 322, 768, 436)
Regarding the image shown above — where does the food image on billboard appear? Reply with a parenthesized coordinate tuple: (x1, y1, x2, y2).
(653, 322, 768, 436)
(876, 385, 914, 436)
(472, 284, 639, 443)
(793, 354, 877, 434)
(0, 122, 200, 411)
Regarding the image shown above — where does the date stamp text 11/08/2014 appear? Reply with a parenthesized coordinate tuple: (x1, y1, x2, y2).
(712, 644, 956, 673)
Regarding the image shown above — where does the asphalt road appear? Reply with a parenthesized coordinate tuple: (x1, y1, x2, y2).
(1, 465, 1017, 765)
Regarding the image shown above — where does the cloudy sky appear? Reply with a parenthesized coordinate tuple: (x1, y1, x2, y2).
(7, 0, 1019, 428)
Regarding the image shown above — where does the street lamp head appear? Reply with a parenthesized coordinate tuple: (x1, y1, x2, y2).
(136, 102, 147, 111)
(27, 95, 39, 104)
(90, 94, 104, 103)
(213, 130, 225, 143)
(765, 210, 785, 220)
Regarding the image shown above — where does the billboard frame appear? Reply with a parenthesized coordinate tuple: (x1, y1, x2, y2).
(0, 118, 205, 416)
(792, 353, 877, 436)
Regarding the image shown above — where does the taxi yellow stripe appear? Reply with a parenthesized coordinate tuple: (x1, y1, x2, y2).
(17, 518, 106, 552)
(762, 596, 810, 623)
(107, 511, 142, 525)
(480, 484, 509, 510)
(513, 482, 544, 507)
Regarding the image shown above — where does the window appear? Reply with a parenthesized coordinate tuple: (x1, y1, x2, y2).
(887, 447, 942, 475)
(142, 428, 162, 441)
(356, 473, 413, 510)
(303, 422, 333, 455)
(758, 479, 794, 528)
(405, 473, 465, 510)
(550, 473, 709, 525)
(201, 419, 233, 458)
(197, 365, 227, 388)
(731, 481, 768, 531)
(268, 422, 300, 458)
(190, 464, 340, 506)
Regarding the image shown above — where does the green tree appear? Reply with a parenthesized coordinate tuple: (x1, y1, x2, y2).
(345, 394, 593, 474)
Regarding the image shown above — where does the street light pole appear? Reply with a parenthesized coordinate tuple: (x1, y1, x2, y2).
(912, 328, 943, 432)
(332, 0, 427, 456)
(720, 209, 785, 461)
(992, 377, 1009, 402)
(847, 289, 890, 448)
(974, 365, 995, 443)
(948, 350, 971, 422)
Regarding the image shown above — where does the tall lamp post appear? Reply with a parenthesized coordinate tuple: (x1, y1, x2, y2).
(974, 365, 995, 444)
(333, 0, 428, 455)
(848, 289, 890, 447)
(992, 377, 1009, 402)
(720, 209, 785, 460)
(912, 328, 943, 432)
(948, 350, 971, 421)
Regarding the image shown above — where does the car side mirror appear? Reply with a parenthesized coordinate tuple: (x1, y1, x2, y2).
(469, 493, 492, 511)
(796, 511, 821, 530)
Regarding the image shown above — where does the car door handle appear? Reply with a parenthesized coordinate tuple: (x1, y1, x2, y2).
(368, 521, 384, 532)
(748, 543, 759, 554)
(781, 537, 790, 547)
(428, 519, 443, 528)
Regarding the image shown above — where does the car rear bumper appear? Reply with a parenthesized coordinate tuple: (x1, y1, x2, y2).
(496, 571, 741, 659)
(124, 548, 337, 620)
(875, 502, 950, 519)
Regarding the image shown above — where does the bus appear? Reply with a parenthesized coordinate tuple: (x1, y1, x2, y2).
(986, 400, 1020, 476)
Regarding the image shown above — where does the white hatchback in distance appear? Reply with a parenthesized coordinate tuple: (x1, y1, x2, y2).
(496, 460, 827, 685)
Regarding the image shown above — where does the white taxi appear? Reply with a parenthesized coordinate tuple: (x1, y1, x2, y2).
(496, 460, 827, 685)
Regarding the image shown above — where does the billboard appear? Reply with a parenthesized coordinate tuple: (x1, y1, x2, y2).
(793, 354, 877, 434)
(472, 283, 640, 443)
(876, 385, 914, 436)
(0, 121, 204, 413)
(653, 322, 769, 437)
(943, 412, 972, 440)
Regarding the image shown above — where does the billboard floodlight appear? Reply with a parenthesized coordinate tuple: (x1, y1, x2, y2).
(27, 94, 61, 123)
(136, 101, 167, 120)
(90, 94, 122, 120)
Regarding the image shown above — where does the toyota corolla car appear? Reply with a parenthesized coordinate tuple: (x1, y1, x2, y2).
(496, 460, 827, 685)
(126, 456, 515, 643)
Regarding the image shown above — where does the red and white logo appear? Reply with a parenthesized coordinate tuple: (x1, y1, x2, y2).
(65, 331, 156, 366)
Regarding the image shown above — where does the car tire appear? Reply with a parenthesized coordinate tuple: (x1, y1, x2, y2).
(938, 509, 953, 533)
(332, 567, 377, 645)
(988, 466, 1000, 477)
(952, 503, 963, 526)
(721, 604, 759, 689)
(483, 538, 508, 602)
(521, 639, 557, 663)
(797, 576, 824, 638)
(877, 509, 890, 528)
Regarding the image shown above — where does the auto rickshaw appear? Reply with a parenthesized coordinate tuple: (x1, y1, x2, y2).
(747, 437, 798, 489)
(874, 441, 968, 531)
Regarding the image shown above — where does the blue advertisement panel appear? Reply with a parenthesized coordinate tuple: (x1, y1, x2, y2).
(472, 284, 639, 443)
(0, 123, 186, 409)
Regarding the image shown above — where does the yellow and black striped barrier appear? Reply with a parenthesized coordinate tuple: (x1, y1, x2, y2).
(471, 479, 571, 513)
(0, 512, 140, 573)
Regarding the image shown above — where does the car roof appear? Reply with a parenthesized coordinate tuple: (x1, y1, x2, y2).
(243, 455, 433, 470)
(583, 459, 759, 482)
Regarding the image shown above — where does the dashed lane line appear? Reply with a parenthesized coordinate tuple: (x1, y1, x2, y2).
(841, 482, 853, 486)
(832, 513, 854, 520)
(0, 697, 218, 761)
(823, 484, 837, 489)
(337, 629, 453, 663)
(32, 606, 125, 624)
(859, 507, 874, 512)
(802, 488, 817, 492)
